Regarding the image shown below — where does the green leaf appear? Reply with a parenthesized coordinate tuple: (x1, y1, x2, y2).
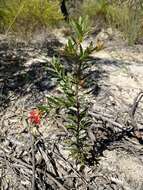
(38, 105, 49, 113)
(65, 125, 77, 130)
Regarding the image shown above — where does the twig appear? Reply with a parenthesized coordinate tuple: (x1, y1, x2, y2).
(29, 129, 36, 190)
(54, 145, 87, 184)
(46, 173, 68, 190)
(37, 146, 68, 190)
(88, 111, 126, 131)
(38, 146, 59, 178)
(111, 177, 133, 190)
(0, 152, 69, 190)
(53, 144, 97, 189)
(0, 167, 4, 189)
(130, 91, 143, 130)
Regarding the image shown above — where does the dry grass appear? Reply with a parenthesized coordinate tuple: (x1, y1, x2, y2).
(79, 0, 143, 45)
(0, 0, 63, 38)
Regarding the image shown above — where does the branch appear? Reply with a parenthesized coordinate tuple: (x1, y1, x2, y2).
(88, 111, 127, 132)
(130, 91, 143, 130)
(30, 132, 36, 190)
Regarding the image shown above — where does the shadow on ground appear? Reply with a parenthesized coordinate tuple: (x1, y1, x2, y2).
(1, 36, 140, 169)
(0, 38, 63, 108)
(0, 37, 132, 109)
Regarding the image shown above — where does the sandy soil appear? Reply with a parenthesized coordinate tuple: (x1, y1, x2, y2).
(0, 30, 143, 189)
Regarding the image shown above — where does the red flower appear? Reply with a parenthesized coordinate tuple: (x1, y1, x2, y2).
(29, 109, 41, 125)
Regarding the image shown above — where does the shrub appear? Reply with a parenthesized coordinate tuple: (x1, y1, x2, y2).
(80, 0, 109, 26)
(0, 0, 63, 36)
(39, 16, 103, 163)
(80, 0, 143, 45)
(107, 4, 142, 45)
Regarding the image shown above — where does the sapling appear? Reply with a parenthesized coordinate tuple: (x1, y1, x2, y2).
(39, 16, 103, 163)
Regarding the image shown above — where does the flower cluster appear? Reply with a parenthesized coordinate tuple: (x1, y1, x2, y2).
(28, 109, 41, 125)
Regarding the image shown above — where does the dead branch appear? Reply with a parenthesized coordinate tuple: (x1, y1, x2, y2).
(88, 111, 126, 132)
(130, 91, 143, 130)
(30, 132, 36, 190)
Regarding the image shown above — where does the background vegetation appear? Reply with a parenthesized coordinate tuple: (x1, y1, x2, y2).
(0, 0, 143, 44)
(79, 0, 143, 45)
(0, 0, 63, 37)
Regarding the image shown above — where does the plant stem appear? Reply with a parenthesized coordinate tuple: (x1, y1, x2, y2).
(29, 130, 35, 190)
(75, 59, 82, 150)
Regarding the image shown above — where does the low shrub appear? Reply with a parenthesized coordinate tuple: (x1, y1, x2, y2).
(80, 0, 143, 45)
(0, 0, 63, 37)
(39, 16, 104, 163)
(107, 4, 142, 45)
(80, 0, 109, 26)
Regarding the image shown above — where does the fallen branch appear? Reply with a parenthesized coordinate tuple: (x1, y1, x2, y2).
(88, 111, 126, 132)
(130, 91, 143, 130)
(30, 132, 36, 190)
(0, 151, 69, 190)
(53, 144, 97, 189)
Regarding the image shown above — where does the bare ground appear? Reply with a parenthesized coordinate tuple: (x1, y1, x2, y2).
(0, 30, 143, 190)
